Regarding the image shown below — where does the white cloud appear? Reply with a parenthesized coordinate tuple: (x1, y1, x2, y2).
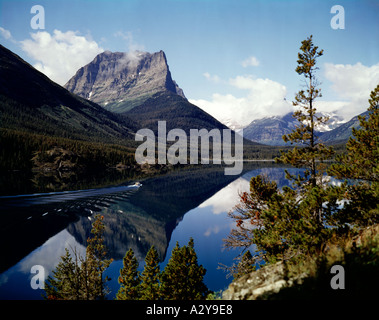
(324, 62, 379, 101)
(0, 27, 12, 40)
(203, 72, 221, 83)
(322, 62, 379, 120)
(20, 30, 104, 86)
(241, 56, 260, 67)
(192, 61, 379, 127)
(190, 75, 293, 127)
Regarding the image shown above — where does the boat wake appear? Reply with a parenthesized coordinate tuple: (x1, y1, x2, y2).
(0, 183, 142, 208)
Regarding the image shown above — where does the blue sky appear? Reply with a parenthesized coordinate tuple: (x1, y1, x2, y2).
(1, 0, 378, 126)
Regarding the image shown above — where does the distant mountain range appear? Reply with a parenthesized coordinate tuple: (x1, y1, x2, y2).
(242, 113, 297, 146)
(318, 111, 367, 144)
(242, 111, 364, 146)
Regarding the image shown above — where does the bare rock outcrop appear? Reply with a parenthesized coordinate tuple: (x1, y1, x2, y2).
(222, 262, 307, 300)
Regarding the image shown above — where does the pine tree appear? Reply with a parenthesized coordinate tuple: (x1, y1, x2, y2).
(82, 214, 112, 300)
(43, 214, 112, 300)
(139, 246, 161, 300)
(278, 35, 334, 223)
(279, 35, 333, 184)
(116, 248, 141, 300)
(224, 36, 338, 267)
(185, 238, 209, 299)
(328, 84, 379, 226)
(44, 248, 83, 300)
(160, 238, 208, 300)
(329, 84, 378, 183)
(225, 174, 331, 264)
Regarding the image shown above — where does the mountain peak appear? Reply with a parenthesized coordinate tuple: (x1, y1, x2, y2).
(64, 50, 186, 113)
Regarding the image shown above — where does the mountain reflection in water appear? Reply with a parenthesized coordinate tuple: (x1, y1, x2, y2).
(0, 163, 299, 299)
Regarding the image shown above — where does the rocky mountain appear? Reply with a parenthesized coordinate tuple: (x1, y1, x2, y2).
(0, 44, 136, 144)
(64, 50, 186, 113)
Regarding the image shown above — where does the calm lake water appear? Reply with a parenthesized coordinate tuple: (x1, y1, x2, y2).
(0, 163, 301, 300)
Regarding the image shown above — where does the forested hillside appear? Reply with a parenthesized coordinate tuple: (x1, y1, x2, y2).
(0, 44, 139, 172)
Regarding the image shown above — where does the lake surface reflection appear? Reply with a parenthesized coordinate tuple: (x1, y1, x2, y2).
(0, 163, 299, 299)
